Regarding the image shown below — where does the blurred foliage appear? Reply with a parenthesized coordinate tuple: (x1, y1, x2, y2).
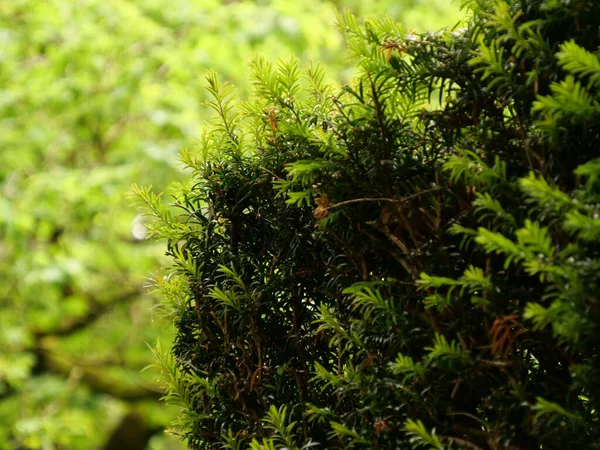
(0, 0, 458, 449)
(140, 0, 599, 449)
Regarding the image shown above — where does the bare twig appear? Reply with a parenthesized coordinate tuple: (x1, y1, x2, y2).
(325, 187, 439, 211)
(32, 289, 142, 339)
(440, 435, 485, 450)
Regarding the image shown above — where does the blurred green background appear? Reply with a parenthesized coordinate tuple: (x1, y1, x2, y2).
(0, 1, 459, 449)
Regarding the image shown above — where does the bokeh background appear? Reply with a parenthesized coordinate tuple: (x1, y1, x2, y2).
(0, 1, 460, 449)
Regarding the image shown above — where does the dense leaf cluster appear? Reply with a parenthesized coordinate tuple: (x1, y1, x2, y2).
(142, 1, 600, 448)
(2, 1, 450, 448)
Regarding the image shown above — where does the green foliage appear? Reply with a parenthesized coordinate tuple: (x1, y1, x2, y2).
(145, 0, 599, 449)
(403, 419, 443, 450)
(0, 0, 458, 449)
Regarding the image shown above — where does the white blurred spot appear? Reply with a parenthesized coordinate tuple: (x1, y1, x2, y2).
(131, 214, 149, 240)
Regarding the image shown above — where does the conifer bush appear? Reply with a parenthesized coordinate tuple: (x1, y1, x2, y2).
(138, 1, 600, 448)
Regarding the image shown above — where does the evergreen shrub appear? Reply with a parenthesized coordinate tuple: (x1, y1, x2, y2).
(138, 1, 600, 448)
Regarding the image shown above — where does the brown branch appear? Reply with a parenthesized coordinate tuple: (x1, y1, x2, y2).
(27, 287, 161, 402)
(31, 289, 142, 339)
(368, 72, 391, 157)
(325, 187, 439, 211)
(440, 435, 485, 450)
(35, 340, 163, 401)
(102, 410, 164, 450)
